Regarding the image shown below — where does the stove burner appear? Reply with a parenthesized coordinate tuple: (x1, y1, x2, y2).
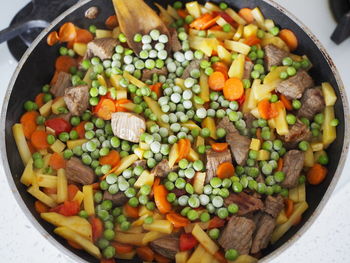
(330, 0, 350, 44)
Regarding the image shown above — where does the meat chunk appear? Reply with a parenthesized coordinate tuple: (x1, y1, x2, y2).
(131, 160, 147, 169)
(111, 112, 146, 143)
(243, 60, 254, 80)
(151, 159, 178, 177)
(224, 192, 264, 216)
(276, 70, 314, 100)
(263, 44, 289, 70)
(218, 216, 256, 255)
(251, 214, 276, 254)
(150, 234, 179, 259)
(141, 68, 168, 81)
(218, 117, 251, 165)
(64, 85, 89, 116)
(51, 72, 71, 97)
(182, 59, 200, 79)
(205, 148, 232, 183)
(171, 188, 187, 197)
(169, 27, 182, 53)
(298, 88, 325, 119)
(66, 157, 96, 185)
(281, 150, 305, 188)
(86, 38, 119, 60)
(103, 191, 128, 206)
(264, 195, 284, 218)
(244, 113, 256, 129)
(283, 120, 311, 148)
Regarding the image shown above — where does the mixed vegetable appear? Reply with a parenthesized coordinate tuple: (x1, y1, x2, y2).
(13, 0, 339, 262)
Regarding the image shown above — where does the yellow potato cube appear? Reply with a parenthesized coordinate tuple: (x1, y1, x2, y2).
(250, 138, 261, 151)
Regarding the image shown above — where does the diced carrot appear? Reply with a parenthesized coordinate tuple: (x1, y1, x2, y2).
(277, 158, 283, 172)
(177, 138, 191, 161)
(34, 200, 49, 213)
(307, 163, 328, 185)
(90, 216, 104, 242)
(96, 98, 116, 120)
(279, 29, 298, 51)
(238, 8, 254, 23)
(269, 102, 279, 119)
(111, 242, 134, 254)
(223, 78, 244, 101)
(68, 184, 80, 201)
(154, 253, 171, 263)
(150, 82, 163, 98)
(58, 22, 77, 42)
(136, 246, 155, 262)
(258, 99, 271, 120)
(72, 120, 86, 139)
(177, 9, 188, 18)
(123, 203, 139, 218)
(75, 28, 94, 44)
(244, 35, 261, 46)
(99, 150, 120, 168)
(216, 162, 235, 179)
(35, 93, 45, 108)
(49, 152, 66, 170)
(208, 216, 225, 229)
(209, 71, 226, 91)
(105, 15, 118, 29)
(284, 199, 294, 218)
(212, 62, 228, 79)
(214, 251, 227, 263)
(280, 94, 293, 111)
(47, 31, 59, 46)
(30, 130, 49, 150)
(190, 13, 218, 30)
(211, 142, 228, 152)
(154, 185, 172, 214)
(20, 111, 39, 139)
(55, 55, 77, 73)
(68, 240, 83, 250)
(166, 213, 190, 228)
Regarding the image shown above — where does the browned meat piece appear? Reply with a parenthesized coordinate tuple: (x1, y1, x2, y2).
(244, 113, 256, 129)
(169, 27, 182, 53)
(51, 72, 71, 97)
(283, 120, 311, 148)
(276, 70, 314, 100)
(205, 148, 232, 183)
(131, 160, 147, 169)
(150, 234, 179, 259)
(64, 85, 89, 116)
(85, 6, 99, 19)
(218, 216, 256, 255)
(251, 214, 276, 254)
(264, 195, 284, 218)
(182, 59, 200, 79)
(66, 157, 96, 185)
(263, 44, 289, 70)
(243, 60, 254, 79)
(103, 191, 128, 206)
(298, 88, 325, 120)
(224, 192, 264, 216)
(172, 188, 186, 197)
(141, 68, 168, 81)
(218, 117, 251, 166)
(86, 38, 119, 60)
(151, 159, 178, 177)
(281, 150, 305, 188)
(111, 112, 146, 143)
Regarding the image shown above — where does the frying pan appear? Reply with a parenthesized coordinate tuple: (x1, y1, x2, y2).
(1, 0, 349, 262)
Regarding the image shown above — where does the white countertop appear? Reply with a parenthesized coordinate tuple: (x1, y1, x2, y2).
(0, 0, 349, 262)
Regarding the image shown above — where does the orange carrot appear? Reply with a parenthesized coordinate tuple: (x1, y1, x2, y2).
(177, 138, 191, 161)
(177, 9, 188, 18)
(216, 162, 235, 179)
(73, 120, 86, 139)
(55, 55, 77, 73)
(154, 185, 171, 214)
(209, 25, 222, 31)
(35, 93, 45, 108)
(284, 199, 294, 218)
(208, 216, 225, 229)
(20, 111, 39, 139)
(154, 253, 171, 263)
(214, 251, 227, 263)
(211, 143, 228, 152)
(31, 130, 49, 150)
(96, 98, 116, 120)
(212, 62, 228, 79)
(105, 15, 118, 29)
(49, 152, 66, 170)
(190, 13, 218, 30)
(123, 203, 139, 218)
(223, 78, 244, 101)
(136, 246, 155, 262)
(34, 200, 49, 213)
(244, 35, 261, 46)
(277, 158, 283, 172)
(75, 28, 94, 44)
(92, 182, 100, 190)
(307, 163, 328, 185)
(208, 71, 226, 91)
(150, 82, 163, 98)
(99, 150, 120, 168)
(166, 213, 190, 228)
(68, 184, 80, 201)
(47, 31, 59, 46)
(279, 29, 298, 51)
(90, 216, 104, 242)
(239, 8, 254, 23)
(280, 94, 293, 111)
(68, 240, 83, 250)
(111, 242, 134, 254)
(258, 99, 271, 120)
(269, 102, 279, 119)
(58, 22, 77, 42)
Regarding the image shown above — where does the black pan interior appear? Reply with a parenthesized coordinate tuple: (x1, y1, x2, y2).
(4, 0, 345, 262)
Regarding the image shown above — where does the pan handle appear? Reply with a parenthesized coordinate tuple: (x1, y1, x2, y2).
(0, 20, 49, 44)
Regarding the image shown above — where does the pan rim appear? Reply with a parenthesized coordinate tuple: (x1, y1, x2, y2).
(1, 0, 349, 262)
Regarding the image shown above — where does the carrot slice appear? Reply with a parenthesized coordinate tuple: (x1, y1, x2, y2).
(47, 31, 59, 46)
(90, 216, 104, 242)
(105, 15, 118, 29)
(177, 138, 191, 161)
(307, 163, 328, 185)
(211, 143, 228, 152)
(99, 150, 120, 168)
(123, 203, 139, 218)
(279, 29, 298, 51)
(72, 121, 86, 139)
(75, 28, 94, 44)
(111, 242, 134, 254)
(212, 62, 228, 79)
(190, 13, 218, 30)
(223, 78, 244, 101)
(284, 199, 294, 218)
(35, 93, 45, 108)
(277, 158, 283, 172)
(68, 184, 80, 201)
(150, 82, 163, 98)
(55, 55, 77, 73)
(58, 22, 77, 42)
(244, 35, 261, 46)
(269, 102, 279, 119)
(166, 213, 190, 228)
(208, 71, 226, 91)
(154, 185, 172, 214)
(96, 98, 116, 120)
(258, 99, 271, 120)
(216, 162, 235, 179)
(49, 152, 66, 170)
(238, 8, 254, 23)
(20, 111, 39, 139)
(280, 94, 293, 111)
(31, 130, 49, 150)
(35, 200, 49, 213)
(136, 246, 155, 262)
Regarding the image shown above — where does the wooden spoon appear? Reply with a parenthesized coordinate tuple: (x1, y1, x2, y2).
(112, 0, 171, 54)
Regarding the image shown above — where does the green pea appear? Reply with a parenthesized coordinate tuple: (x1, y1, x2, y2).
(200, 212, 211, 222)
(187, 210, 199, 221)
(209, 228, 220, 240)
(217, 207, 229, 219)
(225, 249, 239, 261)
(298, 141, 309, 151)
(228, 203, 239, 214)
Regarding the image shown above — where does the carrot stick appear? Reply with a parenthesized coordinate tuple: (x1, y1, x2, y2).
(35, 200, 49, 213)
(284, 199, 294, 218)
(20, 111, 39, 139)
(211, 143, 228, 152)
(55, 56, 77, 73)
(244, 35, 261, 46)
(238, 8, 254, 23)
(258, 99, 271, 120)
(277, 158, 283, 172)
(307, 163, 328, 185)
(136, 246, 155, 262)
(209, 25, 223, 31)
(280, 94, 293, 111)
(58, 22, 77, 42)
(190, 13, 218, 30)
(68, 184, 80, 201)
(99, 150, 120, 167)
(208, 71, 226, 91)
(123, 203, 139, 218)
(49, 152, 66, 170)
(216, 162, 235, 179)
(30, 130, 49, 150)
(75, 28, 94, 44)
(212, 62, 228, 79)
(166, 213, 190, 228)
(105, 15, 118, 29)
(279, 29, 298, 51)
(90, 216, 104, 242)
(111, 242, 134, 254)
(223, 78, 244, 101)
(153, 185, 171, 214)
(47, 31, 59, 46)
